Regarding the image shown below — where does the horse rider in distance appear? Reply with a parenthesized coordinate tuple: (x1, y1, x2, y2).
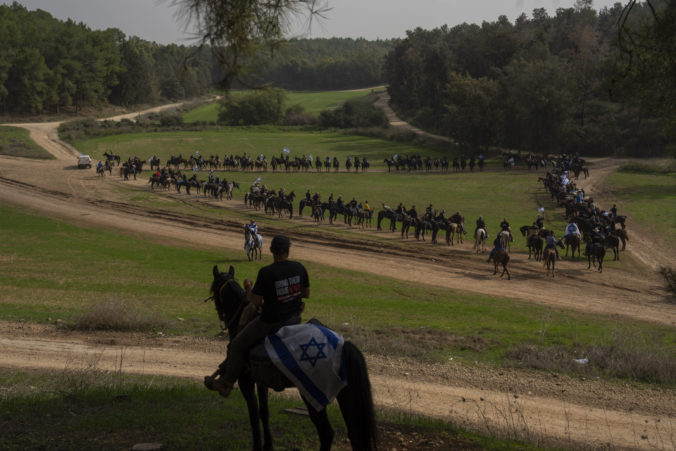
(500, 217, 513, 241)
(475, 215, 487, 238)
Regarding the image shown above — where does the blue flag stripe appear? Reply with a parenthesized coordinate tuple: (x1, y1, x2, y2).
(312, 324, 339, 349)
(267, 333, 330, 407)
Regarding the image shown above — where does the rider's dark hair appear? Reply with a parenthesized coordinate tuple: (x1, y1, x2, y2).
(270, 235, 291, 254)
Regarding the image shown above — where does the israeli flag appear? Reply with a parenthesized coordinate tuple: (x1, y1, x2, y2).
(538, 207, 545, 213)
(393, 154, 398, 160)
(253, 176, 261, 184)
(265, 323, 347, 411)
(260, 154, 264, 160)
(309, 154, 313, 162)
(283, 148, 290, 154)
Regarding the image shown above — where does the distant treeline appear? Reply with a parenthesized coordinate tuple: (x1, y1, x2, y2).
(243, 38, 393, 90)
(384, 1, 674, 157)
(0, 2, 392, 115)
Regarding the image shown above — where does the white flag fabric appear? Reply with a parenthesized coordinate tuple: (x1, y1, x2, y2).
(253, 176, 261, 184)
(265, 323, 347, 411)
(538, 207, 545, 213)
(393, 154, 398, 160)
(309, 154, 313, 162)
(283, 148, 290, 154)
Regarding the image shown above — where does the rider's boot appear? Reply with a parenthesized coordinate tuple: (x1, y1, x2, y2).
(204, 376, 233, 398)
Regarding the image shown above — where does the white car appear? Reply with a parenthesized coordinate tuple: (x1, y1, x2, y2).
(77, 154, 92, 169)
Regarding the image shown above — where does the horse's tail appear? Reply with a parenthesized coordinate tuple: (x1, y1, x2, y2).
(340, 341, 377, 451)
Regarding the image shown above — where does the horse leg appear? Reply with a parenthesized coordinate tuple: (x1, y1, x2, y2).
(237, 377, 265, 451)
(502, 263, 510, 280)
(301, 398, 334, 451)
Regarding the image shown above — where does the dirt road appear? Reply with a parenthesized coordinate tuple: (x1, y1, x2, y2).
(1, 321, 674, 450)
(1, 110, 674, 449)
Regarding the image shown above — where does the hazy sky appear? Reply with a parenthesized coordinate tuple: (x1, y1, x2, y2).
(2, 0, 621, 43)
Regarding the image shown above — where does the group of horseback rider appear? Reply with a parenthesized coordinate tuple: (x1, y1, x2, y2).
(303, 190, 373, 218)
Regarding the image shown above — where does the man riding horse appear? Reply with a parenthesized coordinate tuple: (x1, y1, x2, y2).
(500, 217, 512, 241)
(475, 216, 487, 238)
(207, 235, 309, 398)
(545, 230, 560, 260)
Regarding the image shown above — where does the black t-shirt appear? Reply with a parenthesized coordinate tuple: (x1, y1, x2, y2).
(252, 260, 309, 322)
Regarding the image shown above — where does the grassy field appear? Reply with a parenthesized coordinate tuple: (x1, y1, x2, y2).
(72, 128, 571, 244)
(1, 204, 673, 383)
(73, 127, 446, 164)
(182, 88, 381, 123)
(0, 368, 525, 450)
(603, 167, 676, 247)
(0, 126, 54, 159)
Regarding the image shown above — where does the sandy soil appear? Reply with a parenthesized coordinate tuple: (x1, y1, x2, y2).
(0, 110, 674, 449)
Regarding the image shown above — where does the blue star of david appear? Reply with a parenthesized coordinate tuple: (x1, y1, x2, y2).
(299, 337, 327, 367)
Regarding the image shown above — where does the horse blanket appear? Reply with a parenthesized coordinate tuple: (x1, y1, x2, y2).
(265, 323, 347, 411)
(564, 223, 581, 238)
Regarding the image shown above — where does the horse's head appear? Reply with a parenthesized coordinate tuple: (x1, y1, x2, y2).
(210, 265, 247, 326)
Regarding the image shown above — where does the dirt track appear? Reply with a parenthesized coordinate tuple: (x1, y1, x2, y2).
(1, 110, 675, 449)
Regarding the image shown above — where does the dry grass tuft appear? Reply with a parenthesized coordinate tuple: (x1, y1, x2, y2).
(337, 323, 486, 361)
(71, 298, 167, 332)
(506, 330, 676, 385)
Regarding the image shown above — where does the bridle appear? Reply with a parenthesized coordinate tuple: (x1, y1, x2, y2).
(208, 276, 248, 332)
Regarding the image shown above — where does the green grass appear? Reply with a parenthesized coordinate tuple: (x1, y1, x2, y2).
(603, 170, 676, 247)
(182, 88, 380, 123)
(0, 368, 528, 450)
(73, 128, 436, 163)
(1, 205, 673, 378)
(0, 126, 54, 159)
(71, 128, 567, 244)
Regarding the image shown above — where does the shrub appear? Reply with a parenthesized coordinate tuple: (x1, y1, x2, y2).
(218, 88, 287, 125)
(71, 299, 167, 332)
(158, 113, 184, 127)
(319, 99, 388, 129)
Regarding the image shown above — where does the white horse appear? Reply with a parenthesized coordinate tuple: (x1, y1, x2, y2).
(244, 226, 263, 261)
(474, 228, 487, 253)
(498, 230, 511, 253)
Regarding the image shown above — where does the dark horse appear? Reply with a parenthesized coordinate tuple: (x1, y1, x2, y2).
(488, 249, 510, 280)
(586, 242, 606, 272)
(207, 266, 377, 451)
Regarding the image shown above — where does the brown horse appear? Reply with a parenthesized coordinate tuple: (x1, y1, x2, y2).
(543, 239, 564, 276)
(614, 226, 629, 250)
(564, 234, 581, 258)
(526, 233, 543, 261)
(445, 222, 464, 245)
(489, 249, 510, 280)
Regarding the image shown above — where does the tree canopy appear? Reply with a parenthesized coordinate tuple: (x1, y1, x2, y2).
(383, 1, 674, 156)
